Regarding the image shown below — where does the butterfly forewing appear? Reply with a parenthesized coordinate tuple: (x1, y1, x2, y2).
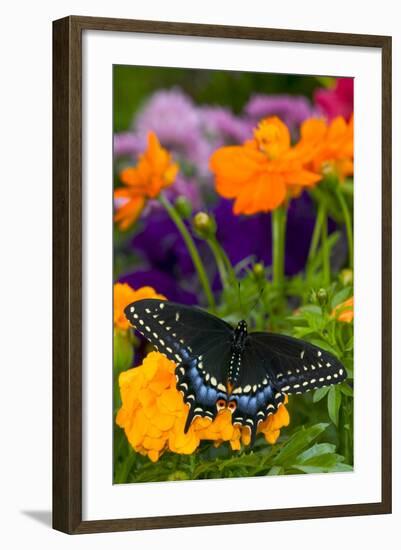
(124, 299, 233, 428)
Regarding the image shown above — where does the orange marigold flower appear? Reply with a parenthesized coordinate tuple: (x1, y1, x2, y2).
(114, 283, 166, 331)
(114, 132, 179, 230)
(209, 116, 321, 215)
(332, 296, 354, 323)
(297, 115, 354, 180)
(116, 351, 290, 462)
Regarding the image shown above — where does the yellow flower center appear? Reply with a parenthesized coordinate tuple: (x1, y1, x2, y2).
(254, 117, 291, 160)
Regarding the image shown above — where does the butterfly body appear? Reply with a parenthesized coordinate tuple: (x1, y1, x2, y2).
(124, 299, 347, 444)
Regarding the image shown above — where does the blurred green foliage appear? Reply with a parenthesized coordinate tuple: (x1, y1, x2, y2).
(114, 65, 326, 132)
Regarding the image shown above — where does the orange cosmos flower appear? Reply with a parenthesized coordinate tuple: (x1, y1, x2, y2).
(209, 116, 321, 215)
(297, 115, 354, 180)
(116, 351, 290, 462)
(114, 283, 166, 332)
(114, 132, 179, 230)
(332, 296, 354, 323)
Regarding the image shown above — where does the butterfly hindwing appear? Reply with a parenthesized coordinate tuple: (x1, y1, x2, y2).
(228, 332, 346, 444)
(248, 332, 347, 394)
(124, 299, 233, 428)
(229, 343, 286, 445)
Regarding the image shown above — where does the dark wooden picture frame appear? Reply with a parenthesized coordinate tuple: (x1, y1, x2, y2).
(53, 15, 392, 534)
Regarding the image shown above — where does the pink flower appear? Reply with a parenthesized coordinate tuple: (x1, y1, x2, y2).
(314, 78, 354, 122)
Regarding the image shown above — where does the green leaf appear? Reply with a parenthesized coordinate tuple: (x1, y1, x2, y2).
(296, 443, 336, 464)
(344, 335, 354, 351)
(298, 305, 323, 315)
(331, 287, 352, 309)
(313, 386, 330, 403)
(290, 453, 349, 474)
(114, 330, 134, 372)
(272, 423, 328, 466)
(339, 383, 353, 397)
(290, 465, 329, 474)
(309, 338, 339, 356)
(267, 466, 282, 476)
(331, 463, 353, 472)
(328, 386, 342, 426)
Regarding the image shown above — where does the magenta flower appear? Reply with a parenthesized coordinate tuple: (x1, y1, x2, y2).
(314, 78, 354, 121)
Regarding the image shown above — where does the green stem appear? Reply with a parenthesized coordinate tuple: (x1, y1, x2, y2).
(207, 237, 228, 287)
(114, 450, 136, 484)
(207, 236, 236, 288)
(307, 203, 325, 272)
(335, 186, 354, 269)
(272, 205, 287, 291)
(220, 247, 236, 282)
(159, 193, 215, 310)
(321, 203, 330, 287)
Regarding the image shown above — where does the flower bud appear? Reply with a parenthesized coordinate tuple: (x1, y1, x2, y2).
(316, 288, 328, 306)
(339, 268, 353, 286)
(174, 196, 192, 219)
(321, 166, 340, 189)
(193, 211, 216, 239)
(253, 262, 265, 279)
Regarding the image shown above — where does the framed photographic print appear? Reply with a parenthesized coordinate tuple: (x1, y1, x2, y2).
(52, 16, 392, 534)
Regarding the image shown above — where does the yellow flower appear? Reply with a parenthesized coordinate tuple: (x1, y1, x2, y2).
(332, 296, 354, 323)
(116, 351, 290, 462)
(113, 283, 166, 332)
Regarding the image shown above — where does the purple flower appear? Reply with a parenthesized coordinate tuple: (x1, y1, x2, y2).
(114, 88, 252, 178)
(135, 88, 201, 155)
(113, 132, 143, 157)
(214, 199, 272, 269)
(214, 195, 335, 277)
(120, 209, 213, 305)
(199, 106, 252, 145)
(244, 94, 316, 136)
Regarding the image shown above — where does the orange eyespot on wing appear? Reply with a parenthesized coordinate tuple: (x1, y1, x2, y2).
(216, 399, 227, 411)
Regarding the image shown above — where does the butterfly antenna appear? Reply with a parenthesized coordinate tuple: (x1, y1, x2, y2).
(238, 281, 244, 318)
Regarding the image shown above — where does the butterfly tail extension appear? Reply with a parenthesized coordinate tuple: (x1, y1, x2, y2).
(175, 363, 225, 433)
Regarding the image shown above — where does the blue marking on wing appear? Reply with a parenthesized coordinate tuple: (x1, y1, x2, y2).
(238, 395, 250, 411)
(247, 397, 258, 415)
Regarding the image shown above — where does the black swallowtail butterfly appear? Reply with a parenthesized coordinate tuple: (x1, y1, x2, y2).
(124, 299, 347, 444)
